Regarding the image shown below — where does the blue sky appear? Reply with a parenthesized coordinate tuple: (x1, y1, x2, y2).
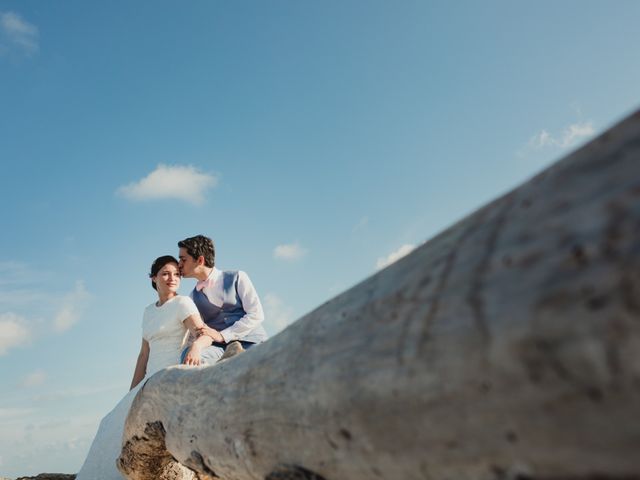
(1, 1, 639, 476)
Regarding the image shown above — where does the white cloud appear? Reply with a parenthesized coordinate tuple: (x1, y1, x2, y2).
(561, 122, 595, 147)
(376, 244, 416, 270)
(273, 242, 307, 261)
(0, 11, 38, 55)
(53, 281, 91, 332)
(117, 164, 218, 206)
(526, 121, 595, 151)
(21, 370, 46, 388)
(0, 312, 30, 355)
(262, 293, 295, 333)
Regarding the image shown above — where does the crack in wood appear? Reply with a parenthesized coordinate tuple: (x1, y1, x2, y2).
(185, 451, 220, 479)
(466, 193, 516, 348)
(416, 207, 490, 359)
(265, 465, 327, 480)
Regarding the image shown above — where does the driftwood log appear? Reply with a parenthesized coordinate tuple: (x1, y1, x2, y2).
(118, 110, 640, 480)
(15, 475, 76, 480)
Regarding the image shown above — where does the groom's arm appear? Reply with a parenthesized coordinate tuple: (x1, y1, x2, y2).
(195, 323, 225, 343)
(183, 313, 215, 365)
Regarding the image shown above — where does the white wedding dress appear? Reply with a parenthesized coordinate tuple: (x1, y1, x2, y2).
(76, 295, 199, 479)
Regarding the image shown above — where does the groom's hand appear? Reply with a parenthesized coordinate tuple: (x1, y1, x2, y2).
(183, 346, 202, 366)
(196, 325, 224, 343)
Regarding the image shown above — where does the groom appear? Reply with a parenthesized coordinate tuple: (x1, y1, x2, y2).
(178, 234, 268, 364)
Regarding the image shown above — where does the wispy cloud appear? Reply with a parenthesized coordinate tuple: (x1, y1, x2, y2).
(0, 407, 35, 418)
(0, 11, 38, 55)
(0, 262, 91, 349)
(262, 293, 295, 333)
(117, 164, 218, 206)
(376, 244, 416, 270)
(0, 261, 35, 286)
(273, 242, 307, 261)
(53, 281, 91, 332)
(352, 216, 369, 233)
(0, 288, 51, 310)
(524, 121, 595, 153)
(21, 370, 46, 388)
(0, 415, 97, 478)
(0, 263, 52, 312)
(0, 312, 30, 355)
(32, 383, 127, 402)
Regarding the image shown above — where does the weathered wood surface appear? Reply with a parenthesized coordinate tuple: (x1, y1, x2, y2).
(118, 110, 640, 480)
(15, 475, 76, 480)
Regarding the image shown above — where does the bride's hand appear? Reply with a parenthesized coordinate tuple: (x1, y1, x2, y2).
(183, 345, 202, 366)
(196, 325, 224, 343)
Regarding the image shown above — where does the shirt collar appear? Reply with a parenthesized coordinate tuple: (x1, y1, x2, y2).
(209, 266, 221, 282)
(195, 267, 220, 292)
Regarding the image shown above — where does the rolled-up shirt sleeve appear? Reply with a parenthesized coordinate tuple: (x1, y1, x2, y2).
(219, 271, 264, 342)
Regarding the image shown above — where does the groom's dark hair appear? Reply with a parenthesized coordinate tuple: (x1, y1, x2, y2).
(178, 235, 215, 267)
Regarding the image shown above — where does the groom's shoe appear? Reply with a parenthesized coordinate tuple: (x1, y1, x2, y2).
(217, 341, 245, 363)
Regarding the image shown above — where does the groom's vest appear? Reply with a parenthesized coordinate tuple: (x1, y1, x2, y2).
(191, 270, 268, 344)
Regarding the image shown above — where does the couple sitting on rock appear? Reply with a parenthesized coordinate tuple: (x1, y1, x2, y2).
(129, 234, 268, 389)
(76, 234, 268, 480)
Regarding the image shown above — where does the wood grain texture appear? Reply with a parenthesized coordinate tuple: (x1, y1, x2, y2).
(118, 110, 640, 480)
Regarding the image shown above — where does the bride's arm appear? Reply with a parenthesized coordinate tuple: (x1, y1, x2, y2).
(130, 339, 150, 390)
(182, 313, 214, 365)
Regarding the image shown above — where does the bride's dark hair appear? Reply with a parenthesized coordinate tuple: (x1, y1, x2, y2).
(149, 255, 179, 290)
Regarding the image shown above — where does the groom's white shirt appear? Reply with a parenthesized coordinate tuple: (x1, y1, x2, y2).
(189, 266, 265, 342)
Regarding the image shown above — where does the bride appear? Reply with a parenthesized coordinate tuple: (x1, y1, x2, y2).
(76, 255, 213, 479)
